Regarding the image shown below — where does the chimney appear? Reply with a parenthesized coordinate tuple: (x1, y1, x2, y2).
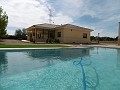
(118, 22, 120, 45)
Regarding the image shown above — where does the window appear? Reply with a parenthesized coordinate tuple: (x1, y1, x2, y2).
(57, 32, 61, 37)
(38, 34, 41, 38)
(83, 33, 87, 38)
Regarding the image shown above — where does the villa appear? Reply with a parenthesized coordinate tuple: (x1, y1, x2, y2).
(27, 23, 93, 43)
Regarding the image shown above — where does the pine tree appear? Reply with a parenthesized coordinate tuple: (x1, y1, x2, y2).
(0, 6, 8, 39)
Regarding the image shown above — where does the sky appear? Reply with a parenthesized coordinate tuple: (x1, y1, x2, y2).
(0, 0, 120, 37)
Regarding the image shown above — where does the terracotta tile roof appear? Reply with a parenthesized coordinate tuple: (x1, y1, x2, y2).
(28, 23, 93, 31)
(34, 23, 60, 29)
(58, 24, 93, 31)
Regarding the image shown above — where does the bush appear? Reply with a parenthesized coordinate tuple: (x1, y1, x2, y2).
(46, 39, 49, 43)
(5, 35, 17, 39)
(46, 39, 60, 43)
(49, 39, 52, 43)
(46, 39, 52, 43)
(54, 39, 60, 43)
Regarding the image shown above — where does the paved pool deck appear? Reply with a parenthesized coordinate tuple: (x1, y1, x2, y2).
(70, 44, 120, 49)
(0, 47, 63, 50)
(0, 44, 120, 50)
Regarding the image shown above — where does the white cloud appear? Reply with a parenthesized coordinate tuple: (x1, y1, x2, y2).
(0, 0, 119, 36)
(53, 13, 73, 24)
(55, 0, 119, 37)
(55, 0, 120, 19)
(51, 0, 96, 18)
(0, 0, 73, 34)
(7, 29, 16, 35)
(0, 0, 49, 27)
(103, 15, 120, 22)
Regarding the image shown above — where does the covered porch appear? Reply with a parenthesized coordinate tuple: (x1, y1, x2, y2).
(27, 26, 56, 42)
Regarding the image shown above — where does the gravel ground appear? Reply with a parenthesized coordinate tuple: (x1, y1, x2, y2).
(0, 39, 71, 46)
(0, 39, 120, 49)
(0, 39, 33, 45)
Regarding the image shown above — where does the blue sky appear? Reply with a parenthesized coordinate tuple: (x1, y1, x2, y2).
(0, 0, 120, 37)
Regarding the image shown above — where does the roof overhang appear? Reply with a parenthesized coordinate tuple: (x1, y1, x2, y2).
(26, 23, 94, 32)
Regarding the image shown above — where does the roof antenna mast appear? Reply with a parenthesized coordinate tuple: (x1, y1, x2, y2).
(38, 0, 53, 24)
(46, 4, 52, 24)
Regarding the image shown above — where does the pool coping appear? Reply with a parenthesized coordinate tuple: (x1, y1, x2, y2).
(0, 45, 120, 50)
(0, 47, 63, 50)
(0, 46, 91, 50)
(88, 45, 120, 49)
(66, 45, 120, 49)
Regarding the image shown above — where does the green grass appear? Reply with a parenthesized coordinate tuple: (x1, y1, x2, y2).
(0, 45, 69, 48)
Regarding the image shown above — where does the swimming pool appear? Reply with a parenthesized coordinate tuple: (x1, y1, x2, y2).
(0, 47, 120, 90)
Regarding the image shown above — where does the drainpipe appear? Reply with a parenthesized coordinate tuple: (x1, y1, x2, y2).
(118, 22, 120, 45)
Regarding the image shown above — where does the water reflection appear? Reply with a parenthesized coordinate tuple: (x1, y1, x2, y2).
(0, 49, 90, 76)
(117, 49, 120, 69)
(89, 47, 99, 55)
(0, 51, 8, 75)
(27, 48, 90, 60)
(26, 48, 90, 66)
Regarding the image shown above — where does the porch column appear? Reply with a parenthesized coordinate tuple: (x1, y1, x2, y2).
(48, 31, 49, 39)
(42, 29, 44, 39)
(32, 30, 34, 41)
(34, 26, 37, 41)
(27, 30, 29, 41)
(35, 28, 37, 39)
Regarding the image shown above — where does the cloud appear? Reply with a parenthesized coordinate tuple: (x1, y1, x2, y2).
(56, 0, 120, 37)
(7, 29, 16, 35)
(49, 0, 96, 18)
(52, 13, 73, 24)
(0, 0, 119, 37)
(0, 0, 73, 34)
(52, 0, 120, 20)
(0, 0, 48, 27)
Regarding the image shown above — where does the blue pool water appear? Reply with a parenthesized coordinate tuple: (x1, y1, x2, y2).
(0, 47, 120, 90)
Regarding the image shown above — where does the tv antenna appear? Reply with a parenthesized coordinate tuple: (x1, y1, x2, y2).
(37, 0, 53, 24)
(46, 5, 52, 24)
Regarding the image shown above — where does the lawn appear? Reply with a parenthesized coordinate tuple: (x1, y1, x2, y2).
(0, 44, 69, 48)
(0, 39, 70, 48)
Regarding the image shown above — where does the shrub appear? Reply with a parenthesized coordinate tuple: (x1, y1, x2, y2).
(48, 39, 52, 43)
(46, 39, 49, 43)
(46, 39, 52, 43)
(54, 39, 60, 43)
(46, 39, 60, 43)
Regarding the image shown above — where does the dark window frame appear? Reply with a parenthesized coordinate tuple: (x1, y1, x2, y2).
(83, 33, 87, 38)
(57, 32, 61, 37)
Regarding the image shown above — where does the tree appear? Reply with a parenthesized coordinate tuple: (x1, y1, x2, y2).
(15, 28, 27, 40)
(90, 36, 96, 41)
(22, 28, 27, 39)
(0, 6, 8, 39)
(15, 29, 22, 39)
